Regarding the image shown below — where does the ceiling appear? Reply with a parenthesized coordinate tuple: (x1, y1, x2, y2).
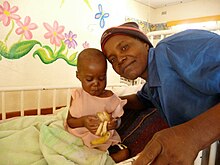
(134, 0, 196, 9)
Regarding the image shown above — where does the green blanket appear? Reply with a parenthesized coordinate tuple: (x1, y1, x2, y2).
(0, 107, 115, 165)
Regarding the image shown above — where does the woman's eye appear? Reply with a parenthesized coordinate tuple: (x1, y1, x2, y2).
(109, 58, 115, 64)
(122, 45, 128, 51)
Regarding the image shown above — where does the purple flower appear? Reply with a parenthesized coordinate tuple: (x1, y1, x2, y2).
(64, 31, 77, 49)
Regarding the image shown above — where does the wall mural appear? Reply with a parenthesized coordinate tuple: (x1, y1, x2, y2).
(0, 1, 109, 66)
(95, 4, 109, 28)
(125, 16, 168, 33)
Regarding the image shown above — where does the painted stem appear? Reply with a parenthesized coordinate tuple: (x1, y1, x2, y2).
(4, 20, 15, 43)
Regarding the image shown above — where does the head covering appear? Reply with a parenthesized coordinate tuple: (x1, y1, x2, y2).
(100, 22, 153, 52)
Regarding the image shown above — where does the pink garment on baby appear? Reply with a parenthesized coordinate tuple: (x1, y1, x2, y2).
(66, 88, 127, 151)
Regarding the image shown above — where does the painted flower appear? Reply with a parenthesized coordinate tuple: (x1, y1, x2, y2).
(15, 16, 38, 40)
(82, 41, 90, 49)
(43, 21, 65, 46)
(0, 1, 20, 26)
(64, 31, 77, 49)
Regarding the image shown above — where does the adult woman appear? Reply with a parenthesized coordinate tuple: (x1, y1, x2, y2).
(100, 22, 220, 164)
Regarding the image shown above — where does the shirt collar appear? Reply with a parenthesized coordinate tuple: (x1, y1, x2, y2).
(148, 48, 161, 87)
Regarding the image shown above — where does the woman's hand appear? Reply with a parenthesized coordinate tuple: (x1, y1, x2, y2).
(83, 115, 100, 134)
(133, 124, 200, 165)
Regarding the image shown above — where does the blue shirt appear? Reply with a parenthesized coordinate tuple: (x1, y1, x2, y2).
(137, 29, 220, 126)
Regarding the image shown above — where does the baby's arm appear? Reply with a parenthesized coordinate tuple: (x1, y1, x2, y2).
(107, 116, 121, 130)
(107, 94, 126, 130)
(67, 111, 100, 134)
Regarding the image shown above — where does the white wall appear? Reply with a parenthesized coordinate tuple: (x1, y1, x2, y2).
(150, 0, 220, 23)
(0, 0, 152, 111)
(2, 0, 219, 89)
(0, 0, 152, 89)
(1, 0, 220, 111)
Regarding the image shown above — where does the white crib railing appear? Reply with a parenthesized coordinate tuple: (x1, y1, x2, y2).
(194, 141, 219, 165)
(0, 86, 73, 119)
(0, 85, 219, 165)
(0, 84, 129, 120)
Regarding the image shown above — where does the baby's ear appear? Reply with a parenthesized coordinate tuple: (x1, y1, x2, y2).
(76, 71, 79, 79)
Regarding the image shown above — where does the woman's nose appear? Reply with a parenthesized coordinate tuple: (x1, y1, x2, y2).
(118, 56, 126, 65)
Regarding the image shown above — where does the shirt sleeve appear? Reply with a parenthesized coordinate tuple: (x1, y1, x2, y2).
(111, 98, 127, 118)
(158, 29, 220, 94)
(69, 88, 81, 118)
(137, 83, 156, 108)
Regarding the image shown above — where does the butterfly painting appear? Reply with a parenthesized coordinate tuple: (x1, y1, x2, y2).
(95, 4, 109, 28)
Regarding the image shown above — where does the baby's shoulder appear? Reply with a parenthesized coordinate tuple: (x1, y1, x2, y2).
(101, 90, 114, 97)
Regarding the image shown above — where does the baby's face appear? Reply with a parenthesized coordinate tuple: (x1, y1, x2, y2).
(77, 60, 107, 97)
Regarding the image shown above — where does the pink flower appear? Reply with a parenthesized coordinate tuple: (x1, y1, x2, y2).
(82, 41, 90, 49)
(43, 21, 65, 47)
(15, 16, 38, 40)
(0, 1, 20, 26)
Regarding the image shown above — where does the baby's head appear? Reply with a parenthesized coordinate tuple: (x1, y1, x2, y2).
(76, 48, 107, 96)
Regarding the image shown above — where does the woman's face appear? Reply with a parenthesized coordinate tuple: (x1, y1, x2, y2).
(103, 35, 149, 80)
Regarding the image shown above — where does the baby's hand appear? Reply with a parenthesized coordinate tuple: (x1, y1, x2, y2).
(84, 115, 100, 134)
(107, 118, 118, 130)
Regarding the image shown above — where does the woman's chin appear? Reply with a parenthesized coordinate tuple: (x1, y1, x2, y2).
(123, 73, 138, 80)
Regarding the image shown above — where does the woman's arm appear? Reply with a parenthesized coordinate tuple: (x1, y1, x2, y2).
(133, 103, 220, 165)
(187, 102, 220, 149)
(120, 94, 153, 110)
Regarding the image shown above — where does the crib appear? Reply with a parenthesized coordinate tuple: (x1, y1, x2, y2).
(0, 84, 219, 165)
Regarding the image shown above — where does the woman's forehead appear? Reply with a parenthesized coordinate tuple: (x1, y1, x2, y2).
(108, 34, 134, 42)
(104, 35, 134, 50)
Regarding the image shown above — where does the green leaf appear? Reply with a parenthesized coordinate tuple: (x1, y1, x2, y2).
(56, 40, 67, 57)
(33, 46, 57, 64)
(0, 40, 9, 59)
(69, 51, 78, 61)
(68, 58, 77, 66)
(8, 40, 41, 59)
(42, 45, 55, 58)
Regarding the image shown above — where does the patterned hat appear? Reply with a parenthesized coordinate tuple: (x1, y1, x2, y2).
(100, 22, 153, 52)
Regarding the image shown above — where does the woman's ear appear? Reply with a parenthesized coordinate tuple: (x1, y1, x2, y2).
(144, 43, 150, 50)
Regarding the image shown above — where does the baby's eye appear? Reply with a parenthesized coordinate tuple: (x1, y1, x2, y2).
(86, 77, 93, 81)
(99, 76, 106, 81)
